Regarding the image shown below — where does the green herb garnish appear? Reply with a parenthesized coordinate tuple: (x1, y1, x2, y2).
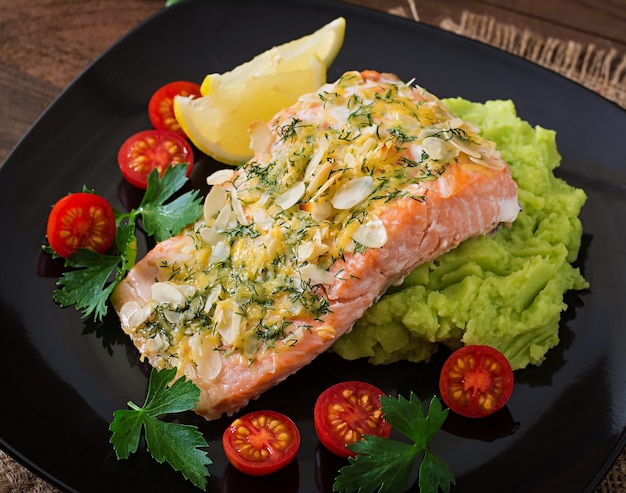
(333, 393, 455, 493)
(53, 165, 203, 321)
(109, 367, 211, 489)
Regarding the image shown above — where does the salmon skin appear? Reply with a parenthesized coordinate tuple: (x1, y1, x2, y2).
(111, 70, 520, 420)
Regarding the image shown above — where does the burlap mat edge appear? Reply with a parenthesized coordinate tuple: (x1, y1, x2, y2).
(390, 4, 626, 110)
(439, 11, 626, 110)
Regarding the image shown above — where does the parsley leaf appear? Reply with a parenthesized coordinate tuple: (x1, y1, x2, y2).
(138, 165, 203, 242)
(51, 164, 202, 321)
(109, 367, 212, 489)
(333, 393, 455, 493)
(53, 250, 122, 321)
(338, 436, 416, 493)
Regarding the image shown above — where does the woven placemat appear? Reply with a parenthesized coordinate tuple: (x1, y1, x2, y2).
(439, 10, 626, 109)
(390, 4, 626, 109)
(0, 451, 59, 492)
(2, 6, 625, 493)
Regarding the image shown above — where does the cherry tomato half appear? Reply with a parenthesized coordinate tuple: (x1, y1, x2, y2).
(46, 192, 116, 258)
(439, 345, 514, 418)
(222, 410, 300, 476)
(313, 381, 391, 458)
(148, 80, 201, 137)
(117, 129, 193, 189)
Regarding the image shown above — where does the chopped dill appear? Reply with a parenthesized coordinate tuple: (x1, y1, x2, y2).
(277, 117, 308, 142)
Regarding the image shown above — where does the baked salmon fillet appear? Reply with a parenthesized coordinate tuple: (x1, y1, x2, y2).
(111, 70, 520, 420)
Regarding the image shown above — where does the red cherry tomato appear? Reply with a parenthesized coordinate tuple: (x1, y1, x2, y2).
(222, 410, 300, 476)
(148, 80, 201, 137)
(313, 381, 391, 458)
(439, 345, 514, 418)
(117, 129, 193, 189)
(46, 192, 116, 258)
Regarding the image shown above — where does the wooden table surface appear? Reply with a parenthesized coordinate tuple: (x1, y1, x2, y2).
(1, 0, 625, 492)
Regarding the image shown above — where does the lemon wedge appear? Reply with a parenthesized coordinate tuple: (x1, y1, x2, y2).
(175, 59, 326, 164)
(174, 17, 346, 165)
(199, 17, 346, 96)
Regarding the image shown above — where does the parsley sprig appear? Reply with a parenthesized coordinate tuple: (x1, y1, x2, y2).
(109, 367, 212, 489)
(333, 393, 455, 493)
(52, 165, 203, 321)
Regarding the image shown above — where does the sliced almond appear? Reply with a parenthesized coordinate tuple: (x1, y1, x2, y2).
(447, 117, 465, 129)
(275, 181, 306, 210)
(352, 218, 388, 248)
(190, 336, 223, 381)
(331, 175, 374, 210)
(203, 285, 222, 314)
(230, 188, 249, 226)
(297, 241, 315, 261)
(210, 240, 231, 263)
(249, 120, 273, 154)
(119, 301, 152, 331)
(300, 263, 335, 285)
(199, 225, 219, 244)
(422, 136, 456, 161)
(144, 332, 170, 353)
(448, 133, 482, 159)
(304, 141, 327, 181)
(300, 200, 333, 222)
(305, 160, 334, 195)
(199, 349, 223, 381)
(251, 207, 274, 231)
(163, 309, 183, 325)
(344, 152, 356, 169)
(297, 238, 329, 261)
(469, 155, 505, 169)
(151, 281, 186, 308)
(203, 185, 228, 222)
(213, 299, 246, 345)
(206, 168, 235, 186)
(214, 204, 236, 232)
